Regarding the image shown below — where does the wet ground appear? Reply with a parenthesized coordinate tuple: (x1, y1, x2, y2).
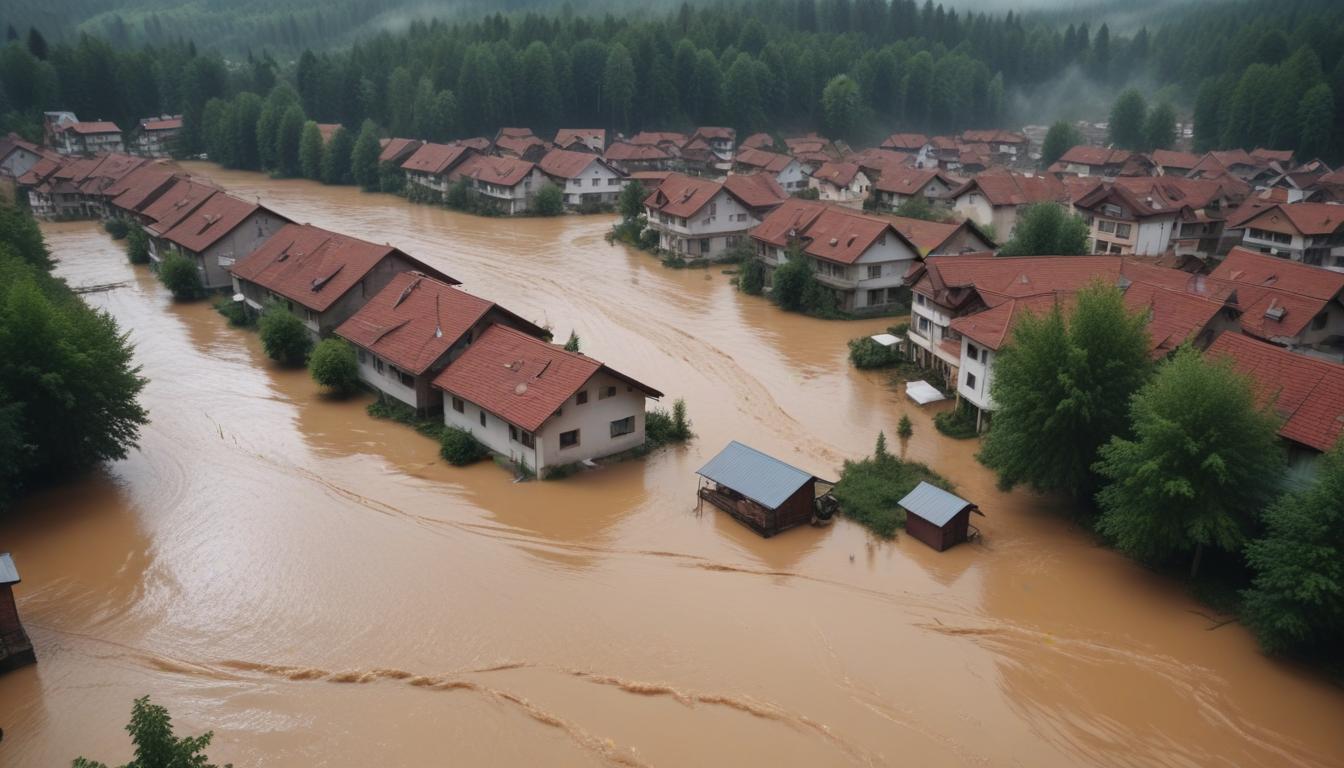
(0, 165, 1341, 767)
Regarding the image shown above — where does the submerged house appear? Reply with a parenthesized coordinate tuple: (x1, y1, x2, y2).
(335, 272, 545, 412)
(537, 148, 626, 208)
(401, 142, 476, 194)
(433, 325, 663, 474)
(230, 223, 456, 338)
(696, 441, 834, 537)
(897, 482, 982, 552)
(450, 154, 548, 214)
(159, 192, 290, 290)
(0, 553, 35, 673)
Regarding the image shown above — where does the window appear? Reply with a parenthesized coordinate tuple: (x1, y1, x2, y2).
(699, 239, 710, 255)
(1102, 203, 1124, 218)
(509, 426, 536, 447)
(452, 397, 465, 413)
(1114, 223, 1132, 239)
(967, 342, 979, 360)
(918, 316, 931, 333)
(709, 202, 717, 216)
(736, 213, 747, 222)
(374, 358, 385, 373)
(608, 178, 620, 186)
(560, 429, 580, 448)
(598, 385, 617, 400)
(399, 371, 414, 387)
(981, 348, 989, 364)
(357, 350, 367, 364)
(576, 390, 588, 405)
(610, 416, 635, 437)
(479, 411, 487, 428)
(1098, 220, 1116, 234)
(591, 178, 600, 187)
(867, 265, 882, 279)
(965, 372, 977, 390)
(867, 289, 885, 306)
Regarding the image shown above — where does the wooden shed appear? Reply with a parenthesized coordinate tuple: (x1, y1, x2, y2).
(696, 441, 834, 537)
(898, 482, 983, 552)
(0, 553, 35, 673)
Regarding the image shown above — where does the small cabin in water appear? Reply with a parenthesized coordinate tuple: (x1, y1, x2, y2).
(898, 482, 983, 551)
(0, 553, 35, 673)
(696, 441, 835, 537)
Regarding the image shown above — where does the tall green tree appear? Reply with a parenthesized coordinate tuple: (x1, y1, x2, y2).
(821, 74, 861, 140)
(1108, 88, 1148, 150)
(979, 281, 1151, 498)
(1142, 101, 1177, 151)
(350, 119, 380, 191)
(1296, 83, 1334, 160)
(298, 120, 323, 181)
(1242, 440, 1344, 656)
(998, 203, 1089, 256)
(1041, 120, 1082, 167)
(275, 105, 306, 178)
(320, 125, 353, 185)
(603, 43, 636, 132)
(258, 85, 300, 171)
(1094, 347, 1284, 577)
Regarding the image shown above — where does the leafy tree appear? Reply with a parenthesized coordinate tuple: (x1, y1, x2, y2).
(738, 258, 766, 295)
(1242, 440, 1344, 656)
(563, 331, 580, 352)
(1142, 101, 1177, 152)
(125, 228, 150, 265)
(874, 430, 889, 460)
(1108, 88, 1148, 150)
(533, 182, 564, 216)
(298, 120, 324, 181)
(618, 181, 646, 222)
(603, 43, 636, 132)
(440, 426, 490, 465)
(1095, 347, 1284, 577)
(157, 253, 204, 300)
(256, 84, 299, 171)
(1041, 120, 1082, 167)
(308, 338, 360, 395)
(72, 695, 229, 768)
(320, 125, 353, 185)
(275, 105, 306, 177)
(26, 28, 47, 60)
(999, 203, 1089, 256)
(350, 120, 381, 191)
(771, 249, 813, 312)
(0, 200, 52, 270)
(897, 415, 913, 440)
(258, 303, 312, 366)
(821, 74, 861, 140)
(1297, 83, 1334, 160)
(979, 281, 1151, 498)
(892, 194, 946, 222)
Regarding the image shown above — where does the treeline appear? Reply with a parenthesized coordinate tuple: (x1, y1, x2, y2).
(979, 282, 1344, 665)
(0, 200, 148, 511)
(3, 0, 1343, 152)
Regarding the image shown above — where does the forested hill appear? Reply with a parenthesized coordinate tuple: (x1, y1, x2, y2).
(1, 0, 1342, 159)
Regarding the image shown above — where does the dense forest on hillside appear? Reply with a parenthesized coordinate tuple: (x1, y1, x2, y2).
(1, 0, 1342, 157)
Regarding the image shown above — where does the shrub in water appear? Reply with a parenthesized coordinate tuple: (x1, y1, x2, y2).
(440, 426, 491, 465)
(259, 303, 312, 365)
(847, 336, 902, 369)
(158, 252, 205, 300)
(647, 398, 693, 446)
(934, 402, 979, 439)
(212, 296, 253, 327)
(308, 338, 361, 395)
(125, 227, 150, 264)
(738, 258, 766, 295)
(103, 218, 129, 239)
(533, 182, 565, 216)
(897, 414, 913, 439)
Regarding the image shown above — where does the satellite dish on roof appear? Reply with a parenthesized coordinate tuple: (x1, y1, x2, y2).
(514, 383, 528, 395)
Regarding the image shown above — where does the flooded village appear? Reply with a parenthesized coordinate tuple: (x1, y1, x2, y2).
(2, 2, 1344, 766)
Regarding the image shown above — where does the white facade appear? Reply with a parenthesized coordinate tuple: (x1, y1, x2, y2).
(1241, 227, 1344, 272)
(646, 189, 758, 260)
(1080, 204, 1178, 256)
(759, 234, 916, 312)
(550, 158, 625, 207)
(809, 170, 871, 205)
(774, 160, 810, 192)
(952, 190, 1017, 239)
(461, 166, 547, 214)
(906, 291, 961, 376)
(136, 130, 179, 158)
(59, 130, 124, 156)
(441, 370, 649, 473)
(0, 146, 42, 179)
(956, 337, 995, 411)
(875, 176, 954, 210)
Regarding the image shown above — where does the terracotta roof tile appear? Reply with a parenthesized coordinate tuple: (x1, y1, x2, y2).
(432, 325, 662, 433)
(452, 154, 537, 188)
(752, 199, 914, 265)
(140, 116, 182, 131)
(141, 178, 221, 234)
(880, 133, 929, 151)
(1057, 145, 1132, 167)
(874, 166, 950, 196)
(401, 142, 473, 175)
(378, 138, 423, 164)
(554, 129, 605, 149)
(538, 148, 613, 180)
(64, 121, 121, 135)
(162, 193, 279, 254)
(605, 141, 670, 162)
(108, 166, 179, 214)
(811, 161, 861, 187)
(1208, 332, 1344, 452)
(740, 132, 774, 150)
(734, 147, 794, 173)
(721, 173, 788, 209)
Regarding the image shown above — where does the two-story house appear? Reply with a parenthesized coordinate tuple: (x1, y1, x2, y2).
(135, 116, 182, 157)
(553, 129, 606, 153)
(604, 141, 673, 173)
(230, 222, 457, 338)
(537, 148, 626, 208)
(401, 142, 476, 195)
(450, 154, 548, 214)
(808, 161, 870, 206)
(378, 138, 423, 167)
(733, 148, 810, 192)
(960, 130, 1029, 166)
(870, 167, 958, 211)
(751, 199, 922, 313)
(336, 272, 545, 412)
(0, 134, 48, 180)
(1074, 182, 1185, 255)
(1049, 145, 1133, 178)
(690, 127, 735, 159)
(1233, 202, 1344, 271)
(160, 192, 290, 290)
(949, 171, 1086, 239)
(643, 172, 787, 261)
(56, 121, 124, 155)
(1210, 247, 1344, 358)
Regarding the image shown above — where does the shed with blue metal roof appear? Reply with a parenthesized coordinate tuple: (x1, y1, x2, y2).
(897, 482, 983, 551)
(696, 441, 835, 537)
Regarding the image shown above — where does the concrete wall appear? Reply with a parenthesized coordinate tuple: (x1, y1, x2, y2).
(187, 210, 288, 290)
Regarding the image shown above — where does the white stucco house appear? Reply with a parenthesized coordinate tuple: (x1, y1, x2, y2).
(643, 172, 788, 261)
(537, 148, 626, 208)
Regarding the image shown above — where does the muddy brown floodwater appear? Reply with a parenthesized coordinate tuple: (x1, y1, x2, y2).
(1, 163, 1342, 767)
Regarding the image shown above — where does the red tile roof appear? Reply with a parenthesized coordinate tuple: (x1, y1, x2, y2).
(554, 128, 605, 148)
(740, 132, 774, 150)
(452, 154, 537, 188)
(954, 171, 1073, 207)
(961, 129, 1026, 145)
(1209, 247, 1344, 340)
(734, 147, 794, 174)
(432, 324, 662, 432)
(721, 173, 788, 210)
(162, 193, 277, 254)
(231, 223, 456, 313)
(538, 148, 611, 179)
(1251, 148, 1294, 164)
(64, 121, 122, 135)
(1238, 202, 1344, 236)
(494, 134, 546, 157)
(498, 127, 534, 139)
(401, 142, 473, 175)
(604, 141, 670, 162)
(17, 156, 62, 186)
(886, 216, 981, 255)
(378, 138, 422, 164)
(141, 178, 220, 234)
(811, 161, 862, 188)
(336, 272, 541, 375)
(752, 199, 915, 265)
(629, 131, 686, 148)
(880, 133, 929, 151)
(140, 116, 182, 132)
(1152, 149, 1201, 170)
(643, 173, 723, 218)
(107, 166, 178, 214)
(1207, 332, 1344, 452)
(874, 166, 951, 196)
(1057, 145, 1132, 167)
(693, 126, 735, 141)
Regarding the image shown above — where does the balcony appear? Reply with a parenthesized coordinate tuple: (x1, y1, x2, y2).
(814, 271, 857, 291)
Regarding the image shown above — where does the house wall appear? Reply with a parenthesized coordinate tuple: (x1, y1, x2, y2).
(646, 189, 757, 260)
(957, 337, 995, 411)
(0, 148, 41, 179)
(809, 171, 871, 205)
(953, 191, 1016, 238)
(555, 159, 624, 207)
(776, 162, 809, 191)
(186, 210, 288, 290)
(933, 227, 994, 256)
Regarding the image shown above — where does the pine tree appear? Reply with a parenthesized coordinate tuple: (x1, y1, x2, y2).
(321, 125, 353, 185)
(1296, 83, 1334, 160)
(1108, 88, 1147, 150)
(1041, 120, 1082, 167)
(275, 105, 306, 177)
(350, 120, 381, 191)
(299, 120, 324, 181)
(603, 43, 636, 132)
(1142, 101, 1177, 151)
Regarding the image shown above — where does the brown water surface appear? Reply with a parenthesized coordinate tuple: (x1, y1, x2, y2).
(1, 164, 1341, 767)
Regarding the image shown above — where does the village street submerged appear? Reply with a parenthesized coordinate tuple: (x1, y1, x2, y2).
(1, 163, 1342, 767)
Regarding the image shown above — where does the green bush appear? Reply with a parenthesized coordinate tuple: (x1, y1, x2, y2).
(440, 426, 491, 465)
(646, 398, 693, 446)
(308, 338, 361, 395)
(637, 227, 659, 250)
(833, 437, 951, 537)
(533, 182, 565, 215)
(158, 252, 205, 300)
(212, 295, 253, 327)
(847, 336, 902, 369)
(125, 227, 150, 264)
(258, 303, 312, 365)
(738, 258, 766, 295)
(103, 218, 129, 239)
(564, 331, 580, 352)
(897, 415, 914, 439)
(934, 402, 979, 439)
